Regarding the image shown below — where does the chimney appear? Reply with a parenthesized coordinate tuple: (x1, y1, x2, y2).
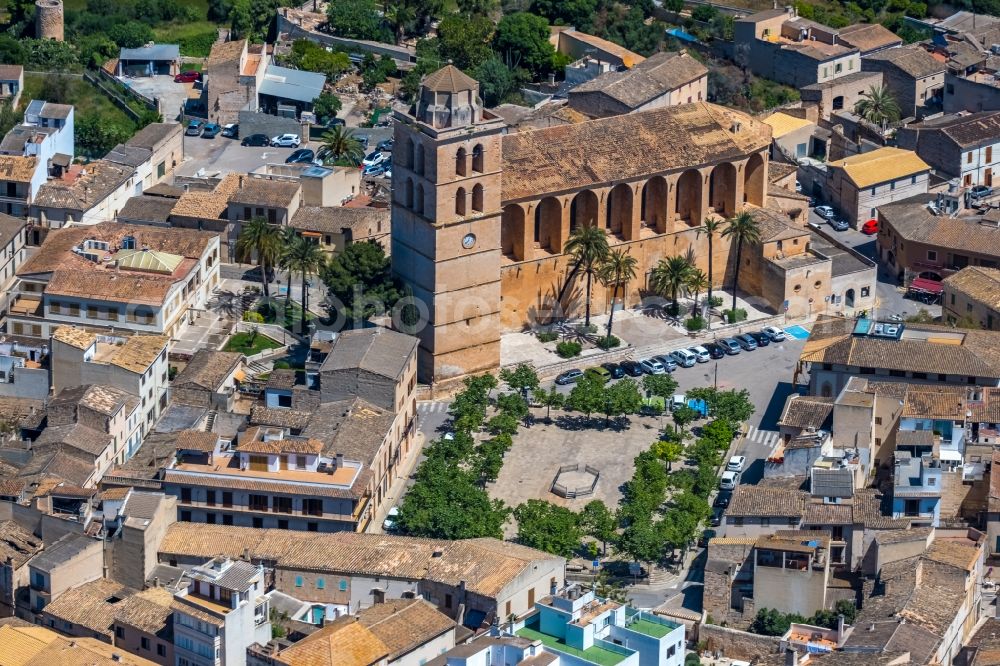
(336, 453, 344, 468)
(837, 614, 845, 643)
(153, 576, 159, 587)
(239, 175, 244, 188)
(112, 654, 122, 662)
(784, 648, 798, 666)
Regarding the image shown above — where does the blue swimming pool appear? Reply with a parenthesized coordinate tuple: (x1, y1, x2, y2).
(785, 325, 811, 340)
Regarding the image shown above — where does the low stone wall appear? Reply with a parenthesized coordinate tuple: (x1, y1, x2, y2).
(700, 624, 782, 662)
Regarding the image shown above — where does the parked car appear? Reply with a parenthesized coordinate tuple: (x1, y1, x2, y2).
(602, 362, 625, 379)
(271, 133, 301, 147)
(727, 455, 746, 473)
(620, 360, 644, 377)
(703, 342, 727, 359)
(735, 333, 758, 351)
(669, 348, 698, 368)
(362, 163, 385, 177)
(382, 506, 399, 531)
(585, 366, 611, 383)
(355, 134, 370, 149)
(174, 70, 201, 83)
(221, 123, 238, 138)
(861, 218, 879, 235)
(201, 123, 221, 138)
(362, 151, 387, 167)
(383, 167, 392, 179)
(748, 331, 770, 347)
(639, 358, 666, 375)
(653, 355, 678, 372)
(689, 346, 711, 363)
(971, 185, 993, 200)
(829, 218, 850, 232)
(670, 394, 687, 412)
(719, 338, 742, 355)
(286, 148, 315, 164)
(710, 508, 723, 527)
(241, 133, 270, 147)
(325, 117, 346, 127)
(713, 491, 731, 509)
(762, 326, 787, 342)
(377, 138, 394, 152)
(815, 205, 835, 219)
(719, 471, 740, 491)
(185, 119, 203, 136)
(555, 369, 584, 385)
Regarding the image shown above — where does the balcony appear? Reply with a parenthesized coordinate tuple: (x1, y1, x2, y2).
(516, 625, 630, 666)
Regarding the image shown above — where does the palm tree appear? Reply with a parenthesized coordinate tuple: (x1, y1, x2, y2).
(698, 217, 723, 313)
(721, 210, 762, 315)
(686, 268, 709, 316)
(597, 249, 638, 340)
(650, 255, 693, 316)
(283, 236, 326, 333)
(236, 217, 281, 301)
(320, 125, 366, 166)
(854, 85, 900, 130)
(564, 225, 610, 328)
(278, 227, 298, 308)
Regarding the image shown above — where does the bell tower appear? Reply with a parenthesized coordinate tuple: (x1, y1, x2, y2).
(391, 66, 506, 384)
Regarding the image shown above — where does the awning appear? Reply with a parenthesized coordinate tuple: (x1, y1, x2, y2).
(909, 277, 943, 294)
(300, 231, 322, 238)
(940, 449, 963, 462)
(233, 369, 246, 382)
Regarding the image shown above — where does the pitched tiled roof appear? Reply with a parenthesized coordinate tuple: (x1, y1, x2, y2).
(162, 467, 369, 500)
(112, 588, 174, 636)
(501, 102, 770, 201)
(355, 600, 454, 660)
(118, 195, 177, 224)
(228, 177, 300, 208)
(51, 328, 168, 374)
(570, 51, 708, 110)
(778, 395, 834, 429)
(42, 578, 136, 640)
(801, 501, 853, 524)
(126, 123, 181, 151)
(175, 430, 219, 452)
(943, 266, 1000, 311)
(924, 538, 980, 571)
(763, 112, 814, 138)
(170, 172, 240, 219)
(881, 196, 1000, 258)
(852, 488, 909, 529)
(828, 147, 930, 188)
(837, 23, 902, 53)
(422, 65, 479, 93)
(273, 619, 389, 666)
(866, 44, 945, 78)
(726, 486, 808, 517)
(0, 155, 36, 183)
(172, 350, 242, 390)
(0, 520, 42, 569)
(33, 160, 134, 211)
(236, 435, 323, 455)
(902, 386, 967, 419)
(0, 213, 25, 249)
(35, 423, 114, 457)
(303, 397, 395, 465)
(320, 328, 417, 380)
(290, 206, 389, 237)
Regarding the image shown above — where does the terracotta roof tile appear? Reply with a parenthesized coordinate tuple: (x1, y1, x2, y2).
(355, 600, 454, 660)
(422, 65, 479, 93)
(228, 177, 300, 208)
(172, 350, 242, 390)
(726, 485, 808, 518)
(274, 619, 389, 666)
(570, 51, 708, 110)
(170, 173, 241, 219)
(828, 147, 930, 189)
(112, 588, 174, 636)
(0, 155, 36, 183)
(943, 266, 1000, 311)
(778, 395, 835, 429)
(837, 23, 902, 53)
(42, 578, 136, 640)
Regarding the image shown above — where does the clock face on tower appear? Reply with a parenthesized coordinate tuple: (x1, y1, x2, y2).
(462, 233, 476, 249)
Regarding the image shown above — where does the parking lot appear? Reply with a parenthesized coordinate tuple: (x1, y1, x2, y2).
(121, 74, 193, 122)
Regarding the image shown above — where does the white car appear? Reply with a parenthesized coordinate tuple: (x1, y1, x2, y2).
(689, 346, 711, 363)
(382, 506, 399, 531)
(271, 133, 301, 147)
(640, 358, 666, 375)
(762, 326, 787, 342)
(727, 455, 746, 473)
(669, 348, 698, 368)
(815, 205, 835, 219)
(362, 150, 387, 167)
(720, 471, 739, 491)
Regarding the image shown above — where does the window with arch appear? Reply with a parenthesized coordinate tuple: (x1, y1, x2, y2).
(455, 187, 466, 215)
(415, 185, 425, 215)
(472, 144, 484, 173)
(402, 136, 414, 168)
(415, 143, 425, 176)
(455, 147, 467, 177)
(404, 178, 413, 209)
(472, 184, 484, 212)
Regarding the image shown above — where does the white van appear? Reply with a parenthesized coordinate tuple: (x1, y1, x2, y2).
(719, 471, 739, 491)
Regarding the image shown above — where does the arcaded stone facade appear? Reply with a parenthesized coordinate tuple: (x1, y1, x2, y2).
(392, 66, 771, 383)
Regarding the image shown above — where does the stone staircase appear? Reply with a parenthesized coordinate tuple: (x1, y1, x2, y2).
(204, 410, 217, 432)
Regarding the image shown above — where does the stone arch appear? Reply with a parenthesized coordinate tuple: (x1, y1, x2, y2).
(404, 178, 413, 208)
(642, 176, 668, 233)
(570, 190, 599, 231)
(744, 153, 765, 207)
(606, 183, 632, 239)
(472, 184, 484, 212)
(414, 183, 425, 215)
(455, 187, 466, 216)
(676, 169, 703, 226)
(415, 143, 425, 176)
(534, 196, 561, 252)
(401, 136, 414, 169)
(455, 147, 467, 177)
(502, 204, 525, 260)
(472, 144, 484, 173)
(709, 162, 737, 217)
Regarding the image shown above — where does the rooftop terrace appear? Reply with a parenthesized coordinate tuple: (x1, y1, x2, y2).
(517, 625, 629, 666)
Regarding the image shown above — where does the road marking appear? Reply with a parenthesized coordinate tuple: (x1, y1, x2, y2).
(417, 402, 448, 414)
(745, 426, 781, 447)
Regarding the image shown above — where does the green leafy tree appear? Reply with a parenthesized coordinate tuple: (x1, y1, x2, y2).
(107, 21, 154, 48)
(617, 516, 662, 564)
(651, 439, 684, 471)
(651, 255, 693, 314)
(312, 92, 342, 124)
(580, 500, 617, 555)
(531, 0, 597, 30)
(687, 389, 755, 428)
(320, 240, 402, 324)
(564, 225, 610, 327)
(642, 373, 678, 400)
(320, 125, 366, 166)
(672, 405, 699, 436)
(722, 211, 762, 313)
(457, 0, 499, 17)
(437, 14, 495, 71)
(750, 608, 807, 636)
(397, 457, 510, 538)
(236, 217, 281, 301)
(854, 84, 901, 129)
(598, 249, 638, 340)
(566, 373, 606, 422)
(326, 0, 392, 42)
(474, 56, 521, 106)
(532, 387, 564, 420)
(600, 6, 664, 56)
(514, 499, 582, 557)
(282, 235, 325, 332)
(494, 12, 559, 77)
(499, 363, 540, 394)
(603, 377, 642, 425)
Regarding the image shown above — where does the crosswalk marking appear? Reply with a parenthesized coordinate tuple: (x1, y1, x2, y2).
(744, 425, 781, 448)
(417, 401, 449, 414)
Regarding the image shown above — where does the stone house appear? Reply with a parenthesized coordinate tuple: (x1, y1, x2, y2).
(942, 266, 1000, 329)
(169, 350, 244, 411)
(862, 45, 946, 120)
(825, 147, 930, 226)
(896, 111, 1000, 189)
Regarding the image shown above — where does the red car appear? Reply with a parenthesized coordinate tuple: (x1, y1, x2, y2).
(862, 219, 878, 235)
(174, 70, 201, 83)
